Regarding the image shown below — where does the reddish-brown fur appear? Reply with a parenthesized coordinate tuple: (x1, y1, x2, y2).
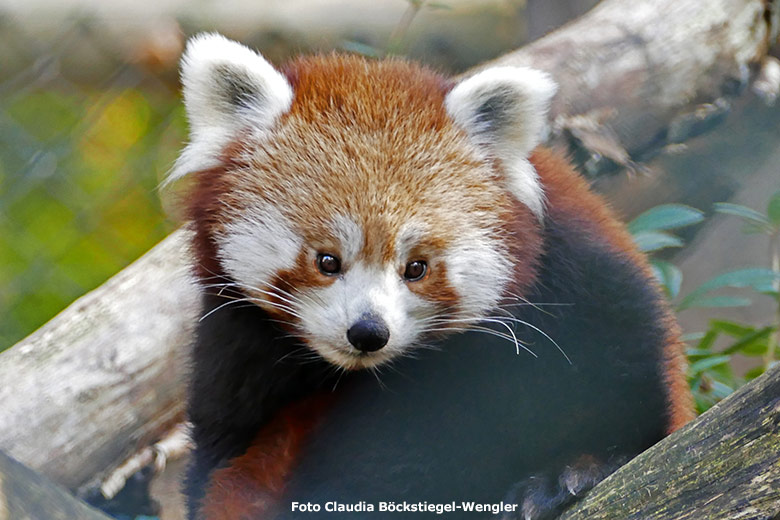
(531, 148, 694, 432)
(198, 396, 332, 520)
(282, 54, 453, 133)
(186, 140, 254, 281)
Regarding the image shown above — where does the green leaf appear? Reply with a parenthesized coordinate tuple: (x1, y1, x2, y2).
(738, 341, 770, 357)
(709, 319, 755, 337)
(650, 260, 682, 299)
(709, 359, 737, 381)
(767, 191, 780, 227)
(628, 204, 704, 234)
(688, 355, 731, 375)
(426, 2, 453, 9)
(709, 380, 736, 400)
(742, 223, 774, 235)
(721, 327, 773, 355)
(685, 348, 713, 358)
(744, 366, 766, 380)
(762, 289, 780, 300)
(681, 295, 753, 309)
(693, 392, 716, 414)
(696, 329, 719, 351)
(699, 268, 778, 292)
(682, 332, 706, 343)
(713, 202, 773, 233)
(339, 40, 382, 57)
(677, 268, 780, 310)
(742, 275, 780, 294)
(632, 231, 684, 253)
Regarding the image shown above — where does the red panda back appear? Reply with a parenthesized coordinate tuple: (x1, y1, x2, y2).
(532, 147, 694, 432)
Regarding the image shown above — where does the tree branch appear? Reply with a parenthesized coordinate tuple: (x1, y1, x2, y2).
(0, 230, 197, 495)
(0, 450, 112, 520)
(560, 363, 780, 519)
(477, 0, 780, 175)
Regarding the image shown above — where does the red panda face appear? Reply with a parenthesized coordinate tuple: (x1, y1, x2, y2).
(175, 34, 555, 370)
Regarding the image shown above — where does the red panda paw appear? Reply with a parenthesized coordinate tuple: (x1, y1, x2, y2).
(500, 455, 626, 520)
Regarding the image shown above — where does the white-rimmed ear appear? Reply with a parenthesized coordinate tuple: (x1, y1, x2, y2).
(445, 66, 557, 218)
(168, 33, 293, 183)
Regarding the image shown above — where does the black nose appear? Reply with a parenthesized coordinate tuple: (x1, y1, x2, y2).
(346, 315, 390, 352)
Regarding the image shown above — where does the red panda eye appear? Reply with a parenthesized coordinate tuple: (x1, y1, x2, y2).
(317, 253, 341, 275)
(403, 260, 427, 281)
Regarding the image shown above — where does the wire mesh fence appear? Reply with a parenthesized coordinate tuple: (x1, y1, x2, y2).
(0, 17, 184, 349)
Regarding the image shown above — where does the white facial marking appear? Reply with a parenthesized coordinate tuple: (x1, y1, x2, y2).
(445, 231, 512, 319)
(216, 203, 301, 292)
(297, 262, 434, 370)
(504, 156, 547, 219)
(285, 217, 513, 370)
(169, 33, 294, 184)
(445, 66, 557, 219)
(329, 214, 364, 264)
(395, 222, 430, 262)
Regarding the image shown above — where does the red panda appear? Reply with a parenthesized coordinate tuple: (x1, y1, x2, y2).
(173, 34, 694, 520)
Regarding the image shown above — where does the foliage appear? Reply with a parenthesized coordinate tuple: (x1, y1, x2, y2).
(0, 86, 184, 349)
(628, 204, 704, 299)
(629, 194, 780, 413)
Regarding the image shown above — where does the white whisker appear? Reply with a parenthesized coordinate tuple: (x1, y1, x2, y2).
(199, 298, 247, 322)
(368, 365, 388, 391)
(485, 315, 571, 365)
(421, 325, 537, 358)
(332, 366, 347, 391)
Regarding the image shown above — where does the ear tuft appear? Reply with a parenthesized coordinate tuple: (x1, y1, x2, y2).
(445, 66, 556, 155)
(168, 33, 293, 184)
(445, 67, 557, 218)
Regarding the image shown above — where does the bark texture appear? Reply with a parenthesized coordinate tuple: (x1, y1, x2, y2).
(0, 230, 197, 494)
(560, 363, 780, 520)
(0, 451, 112, 520)
(476, 0, 780, 175)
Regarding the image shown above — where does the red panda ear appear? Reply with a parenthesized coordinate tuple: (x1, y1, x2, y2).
(168, 33, 293, 183)
(445, 67, 557, 218)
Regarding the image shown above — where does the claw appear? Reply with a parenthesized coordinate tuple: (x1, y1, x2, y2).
(503, 455, 626, 520)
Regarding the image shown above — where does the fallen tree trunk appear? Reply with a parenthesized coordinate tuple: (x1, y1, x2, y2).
(0, 230, 198, 496)
(0, 450, 112, 520)
(475, 0, 780, 175)
(0, 0, 778, 507)
(561, 362, 780, 519)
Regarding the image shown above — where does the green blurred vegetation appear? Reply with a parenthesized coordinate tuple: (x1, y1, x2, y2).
(629, 195, 780, 413)
(0, 84, 185, 349)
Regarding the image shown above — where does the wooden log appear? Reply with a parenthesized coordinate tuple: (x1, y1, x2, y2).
(477, 0, 780, 175)
(0, 230, 198, 495)
(0, 450, 112, 520)
(0, 0, 778, 505)
(559, 362, 780, 519)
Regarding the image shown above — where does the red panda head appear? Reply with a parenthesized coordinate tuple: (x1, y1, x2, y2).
(173, 34, 556, 370)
